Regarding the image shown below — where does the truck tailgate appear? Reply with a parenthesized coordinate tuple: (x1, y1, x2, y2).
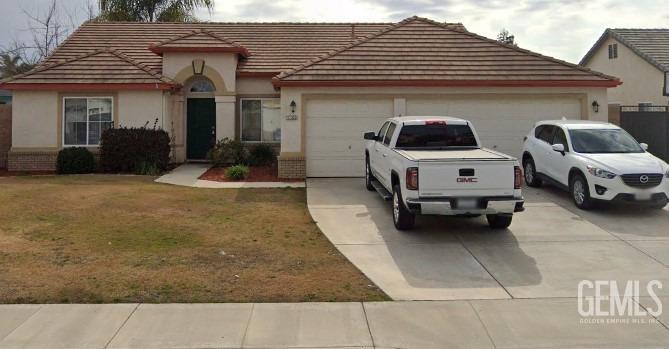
(417, 160, 516, 198)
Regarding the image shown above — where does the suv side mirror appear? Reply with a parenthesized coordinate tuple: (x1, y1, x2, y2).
(640, 143, 649, 151)
(552, 143, 565, 154)
(363, 131, 377, 141)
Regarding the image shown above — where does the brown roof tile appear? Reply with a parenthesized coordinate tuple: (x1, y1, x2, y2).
(1, 49, 176, 89)
(275, 17, 620, 87)
(149, 29, 250, 56)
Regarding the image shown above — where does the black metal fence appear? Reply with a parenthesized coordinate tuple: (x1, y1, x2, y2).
(620, 105, 669, 162)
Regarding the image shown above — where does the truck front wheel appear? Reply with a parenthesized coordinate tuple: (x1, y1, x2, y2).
(486, 214, 513, 229)
(392, 185, 415, 230)
(365, 157, 375, 191)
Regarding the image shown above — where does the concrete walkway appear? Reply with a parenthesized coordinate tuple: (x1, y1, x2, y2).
(155, 163, 305, 188)
(1, 300, 668, 348)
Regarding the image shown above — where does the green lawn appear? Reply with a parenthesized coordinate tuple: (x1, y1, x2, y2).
(0, 175, 388, 303)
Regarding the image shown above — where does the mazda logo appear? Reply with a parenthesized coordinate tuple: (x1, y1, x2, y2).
(640, 175, 649, 184)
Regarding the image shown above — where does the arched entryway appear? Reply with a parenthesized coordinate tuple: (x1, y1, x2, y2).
(185, 77, 216, 160)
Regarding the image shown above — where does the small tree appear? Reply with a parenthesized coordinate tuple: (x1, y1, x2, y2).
(497, 29, 517, 46)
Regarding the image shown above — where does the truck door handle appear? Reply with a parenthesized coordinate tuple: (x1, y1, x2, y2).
(382, 154, 387, 158)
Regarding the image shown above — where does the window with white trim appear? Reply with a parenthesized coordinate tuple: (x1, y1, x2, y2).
(63, 97, 113, 146)
(240, 98, 281, 142)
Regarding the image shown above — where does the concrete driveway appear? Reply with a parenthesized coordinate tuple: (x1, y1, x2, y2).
(307, 178, 669, 301)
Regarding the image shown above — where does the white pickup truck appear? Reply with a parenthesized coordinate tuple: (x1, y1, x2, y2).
(364, 116, 525, 230)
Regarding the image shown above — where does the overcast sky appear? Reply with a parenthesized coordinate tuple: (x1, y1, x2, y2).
(1, 0, 667, 64)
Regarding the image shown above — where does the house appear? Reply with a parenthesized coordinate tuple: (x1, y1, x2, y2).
(0, 16, 619, 177)
(580, 29, 669, 106)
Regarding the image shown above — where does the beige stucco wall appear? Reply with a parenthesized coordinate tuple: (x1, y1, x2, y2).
(237, 77, 277, 95)
(279, 86, 609, 155)
(162, 52, 238, 94)
(11, 91, 59, 149)
(585, 37, 668, 106)
(117, 90, 168, 129)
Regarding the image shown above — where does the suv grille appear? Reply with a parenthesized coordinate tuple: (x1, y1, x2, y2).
(621, 174, 664, 188)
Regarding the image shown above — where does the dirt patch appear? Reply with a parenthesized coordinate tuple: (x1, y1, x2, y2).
(0, 175, 387, 303)
(199, 164, 303, 182)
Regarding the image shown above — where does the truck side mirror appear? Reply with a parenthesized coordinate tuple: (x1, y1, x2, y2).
(363, 132, 377, 141)
(640, 143, 649, 151)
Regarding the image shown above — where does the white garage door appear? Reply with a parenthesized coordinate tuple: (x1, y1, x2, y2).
(305, 97, 393, 177)
(407, 96, 582, 158)
(305, 95, 582, 177)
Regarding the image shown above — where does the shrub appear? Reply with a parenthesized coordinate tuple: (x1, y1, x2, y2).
(56, 147, 96, 174)
(135, 161, 162, 176)
(100, 127, 170, 174)
(248, 144, 276, 166)
(225, 165, 250, 180)
(208, 138, 247, 166)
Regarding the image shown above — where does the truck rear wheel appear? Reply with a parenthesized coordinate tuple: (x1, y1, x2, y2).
(392, 185, 415, 230)
(486, 214, 513, 229)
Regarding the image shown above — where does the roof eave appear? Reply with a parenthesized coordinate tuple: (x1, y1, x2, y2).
(272, 79, 622, 88)
(0, 82, 177, 91)
(149, 46, 250, 57)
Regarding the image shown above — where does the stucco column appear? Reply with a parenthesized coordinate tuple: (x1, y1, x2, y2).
(171, 92, 185, 163)
(215, 95, 236, 141)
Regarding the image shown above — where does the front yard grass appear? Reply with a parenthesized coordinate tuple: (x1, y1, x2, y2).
(0, 175, 388, 303)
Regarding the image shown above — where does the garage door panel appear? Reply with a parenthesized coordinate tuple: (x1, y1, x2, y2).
(406, 97, 581, 157)
(306, 98, 393, 177)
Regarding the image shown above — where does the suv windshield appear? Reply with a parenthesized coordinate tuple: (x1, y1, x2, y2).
(395, 124, 478, 149)
(569, 129, 644, 154)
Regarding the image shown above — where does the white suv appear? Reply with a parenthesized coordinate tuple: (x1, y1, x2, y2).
(521, 120, 669, 210)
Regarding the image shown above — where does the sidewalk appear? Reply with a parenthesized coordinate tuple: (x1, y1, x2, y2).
(155, 164, 304, 189)
(1, 299, 668, 349)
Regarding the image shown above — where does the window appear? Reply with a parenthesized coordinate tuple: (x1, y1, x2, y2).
(569, 129, 644, 154)
(377, 122, 390, 140)
(536, 125, 556, 144)
(240, 98, 281, 142)
(608, 44, 618, 59)
(189, 79, 215, 93)
(395, 124, 478, 149)
(63, 97, 113, 146)
(553, 128, 569, 151)
(383, 123, 396, 146)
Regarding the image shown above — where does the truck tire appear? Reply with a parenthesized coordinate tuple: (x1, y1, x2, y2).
(392, 185, 415, 230)
(365, 157, 375, 191)
(523, 157, 542, 187)
(486, 214, 513, 229)
(570, 173, 594, 210)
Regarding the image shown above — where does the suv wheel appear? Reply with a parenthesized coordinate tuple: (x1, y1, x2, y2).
(486, 214, 513, 229)
(524, 157, 542, 187)
(365, 157, 375, 191)
(392, 185, 415, 230)
(571, 174, 594, 210)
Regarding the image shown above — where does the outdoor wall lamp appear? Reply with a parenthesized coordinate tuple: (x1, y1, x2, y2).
(592, 101, 600, 113)
(290, 100, 297, 114)
(192, 59, 205, 75)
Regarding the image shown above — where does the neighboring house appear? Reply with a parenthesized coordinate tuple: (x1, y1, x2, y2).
(0, 90, 10, 104)
(0, 16, 619, 177)
(581, 29, 669, 106)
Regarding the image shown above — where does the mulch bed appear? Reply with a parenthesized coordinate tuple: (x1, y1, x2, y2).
(199, 164, 303, 182)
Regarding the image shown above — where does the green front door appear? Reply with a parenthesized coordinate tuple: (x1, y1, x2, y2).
(187, 98, 216, 160)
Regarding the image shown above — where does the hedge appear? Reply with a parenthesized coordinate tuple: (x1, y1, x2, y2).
(56, 147, 96, 174)
(100, 127, 171, 174)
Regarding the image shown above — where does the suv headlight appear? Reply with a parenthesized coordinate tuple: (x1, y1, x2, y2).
(587, 165, 617, 179)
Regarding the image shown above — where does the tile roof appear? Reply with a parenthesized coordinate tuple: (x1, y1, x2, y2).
(580, 29, 669, 71)
(40, 21, 394, 75)
(275, 17, 619, 87)
(149, 29, 250, 56)
(1, 49, 176, 90)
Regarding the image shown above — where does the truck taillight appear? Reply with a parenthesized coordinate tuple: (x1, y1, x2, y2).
(514, 166, 523, 189)
(406, 167, 419, 190)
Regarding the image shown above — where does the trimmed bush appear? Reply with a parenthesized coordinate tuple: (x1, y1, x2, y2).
(208, 138, 247, 166)
(226, 165, 250, 180)
(56, 147, 96, 174)
(248, 144, 276, 166)
(100, 127, 170, 174)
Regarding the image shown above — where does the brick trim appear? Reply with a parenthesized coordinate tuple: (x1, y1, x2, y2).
(277, 155, 305, 179)
(8, 150, 58, 171)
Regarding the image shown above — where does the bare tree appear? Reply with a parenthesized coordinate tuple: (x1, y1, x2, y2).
(22, 0, 71, 63)
(497, 29, 517, 46)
